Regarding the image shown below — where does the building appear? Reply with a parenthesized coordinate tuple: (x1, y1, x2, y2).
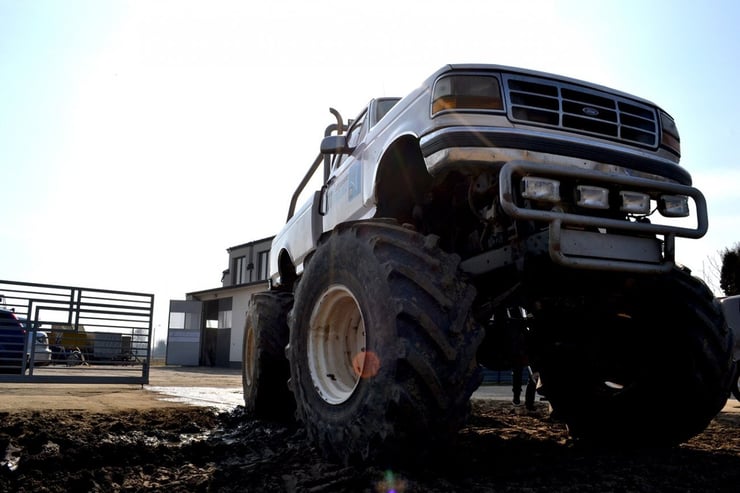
(166, 236, 273, 368)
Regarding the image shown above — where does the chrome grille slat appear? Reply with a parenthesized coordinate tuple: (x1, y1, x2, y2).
(505, 74, 658, 147)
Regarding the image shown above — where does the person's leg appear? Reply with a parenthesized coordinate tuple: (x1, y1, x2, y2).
(512, 365, 523, 404)
(525, 370, 538, 410)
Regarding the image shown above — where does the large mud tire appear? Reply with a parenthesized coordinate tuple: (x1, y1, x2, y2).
(287, 220, 483, 463)
(242, 291, 295, 422)
(538, 267, 734, 447)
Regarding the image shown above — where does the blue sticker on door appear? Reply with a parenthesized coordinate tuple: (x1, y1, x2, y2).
(348, 164, 361, 201)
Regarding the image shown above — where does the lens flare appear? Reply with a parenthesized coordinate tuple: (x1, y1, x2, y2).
(375, 469, 407, 493)
(352, 350, 380, 378)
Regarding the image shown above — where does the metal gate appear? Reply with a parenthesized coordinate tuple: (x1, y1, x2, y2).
(0, 279, 154, 384)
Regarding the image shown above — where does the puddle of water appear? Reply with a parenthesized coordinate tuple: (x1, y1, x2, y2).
(145, 385, 515, 412)
(146, 386, 243, 412)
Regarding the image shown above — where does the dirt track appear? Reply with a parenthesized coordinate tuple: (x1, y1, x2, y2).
(1, 367, 739, 492)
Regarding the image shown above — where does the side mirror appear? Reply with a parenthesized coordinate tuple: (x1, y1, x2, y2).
(320, 135, 348, 155)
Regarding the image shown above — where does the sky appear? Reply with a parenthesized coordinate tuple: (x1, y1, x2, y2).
(2, 0, 740, 341)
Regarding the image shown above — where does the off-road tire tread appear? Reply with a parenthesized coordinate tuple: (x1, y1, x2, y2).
(541, 267, 734, 447)
(288, 220, 483, 463)
(242, 291, 295, 421)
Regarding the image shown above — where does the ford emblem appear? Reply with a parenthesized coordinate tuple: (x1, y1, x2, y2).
(582, 106, 600, 117)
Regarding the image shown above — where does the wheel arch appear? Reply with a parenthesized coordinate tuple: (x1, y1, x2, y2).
(276, 248, 298, 291)
(373, 135, 432, 222)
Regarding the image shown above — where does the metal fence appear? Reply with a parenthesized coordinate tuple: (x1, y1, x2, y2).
(0, 279, 154, 384)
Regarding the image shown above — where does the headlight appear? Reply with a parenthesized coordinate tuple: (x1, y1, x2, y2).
(576, 185, 609, 209)
(660, 111, 680, 156)
(620, 191, 651, 214)
(521, 177, 560, 202)
(659, 194, 690, 217)
(432, 75, 504, 114)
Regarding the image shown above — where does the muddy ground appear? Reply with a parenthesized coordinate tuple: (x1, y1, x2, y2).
(1, 399, 739, 493)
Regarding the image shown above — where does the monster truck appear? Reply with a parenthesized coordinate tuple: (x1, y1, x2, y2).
(243, 64, 735, 462)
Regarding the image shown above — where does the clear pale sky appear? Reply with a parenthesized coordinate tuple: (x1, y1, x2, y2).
(2, 0, 739, 341)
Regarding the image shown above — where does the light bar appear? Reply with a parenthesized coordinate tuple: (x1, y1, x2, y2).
(521, 177, 560, 202)
(659, 195, 690, 217)
(576, 185, 609, 209)
(620, 191, 651, 214)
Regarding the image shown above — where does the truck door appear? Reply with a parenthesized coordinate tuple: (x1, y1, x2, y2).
(322, 108, 369, 232)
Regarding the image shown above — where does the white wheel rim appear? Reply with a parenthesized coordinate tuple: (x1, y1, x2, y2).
(308, 284, 367, 405)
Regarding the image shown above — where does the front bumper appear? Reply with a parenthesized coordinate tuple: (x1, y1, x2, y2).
(499, 160, 707, 273)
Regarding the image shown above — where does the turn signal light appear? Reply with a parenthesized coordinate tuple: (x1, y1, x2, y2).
(432, 75, 504, 114)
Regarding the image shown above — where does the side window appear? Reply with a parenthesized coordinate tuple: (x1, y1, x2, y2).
(345, 110, 367, 150)
(331, 108, 367, 169)
(333, 109, 367, 170)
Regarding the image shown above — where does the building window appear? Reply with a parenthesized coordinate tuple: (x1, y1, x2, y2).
(257, 250, 269, 280)
(218, 309, 232, 329)
(168, 311, 197, 330)
(234, 256, 247, 285)
(169, 312, 185, 329)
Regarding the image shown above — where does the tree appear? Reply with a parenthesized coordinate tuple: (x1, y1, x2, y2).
(720, 242, 740, 296)
(701, 250, 723, 296)
(152, 339, 167, 359)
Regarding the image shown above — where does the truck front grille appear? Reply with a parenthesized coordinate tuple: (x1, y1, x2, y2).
(504, 75, 658, 148)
